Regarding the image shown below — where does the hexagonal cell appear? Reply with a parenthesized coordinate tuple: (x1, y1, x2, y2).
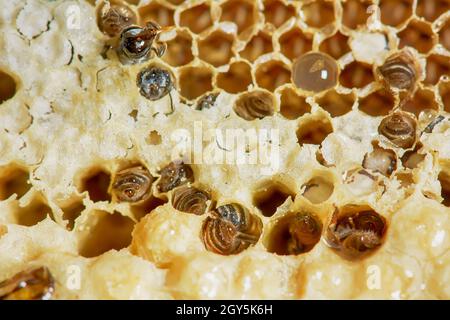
(178, 66, 213, 101)
(440, 81, 450, 113)
(401, 88, 439, 117)
(252, 180, 295, 217)
(339, 61, 375, 89)
(240, 31, 273, 63)
(279, 87, 311, 120)
(0, 70, 17, 104)
(425, 54, 450, 85)
(319, 31, 351, 60)
(358, 89, 395, 117)
(11, 195, 53, 227)
(439, 19, 450, 51)
(220, 0, 256, 34)
(380, 0, 413, 27)
(302, 175, 334, 204)
(398, 19, 437, 54)
(438, 170, 450, 207)
(296, 116, 333, 146)
(265, 211, 322, 255)
(198, 30, 234, 67)
(302, 0, 335, 29)
(255, 60, 291, 92)
(162, 30, 194, 67)
(0, 164, 31, 201)
(342, 0, 372, 29)
(77, 210, 135, 258)
(179, 3, 213, 34)
(263, 0, 296, 29)
(416, 0, 450, 22)
(316, 90, 355, 117)
(138, 2, 174, 27)
(216, 61, 253, 94)
(78, 168, 112, 202)
(279, 28, 313, 61)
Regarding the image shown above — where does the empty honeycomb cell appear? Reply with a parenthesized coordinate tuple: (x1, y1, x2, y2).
(0, 165, 31, 201)
(319, 32, 351, 60)
(78, 168, 112, 202)
(342, 0, 371, 29)
(255, 61, 291, 92)
(302, 0, 335, 29)
(78, 211, 135, 258)
(401, 88, 439, 117)
(216, 61, 253, 94)
(302, 176, 334, 204)
(401, 146, 425, 169)
(339, 61, 375, 89)
(252, 181, 295, 217)
(380, 0, 413, 27)
(263, 0, 296, 29)
(146, 130, 162, 145)
(220, 0, 255, 34)
(240, 31, 273, 63)
(416, 0, 450, 22)
(439, 81, 450, 112)
(438, 170, 450, 207)
(13, 195, 53, 227)
(425, 54, 450, 85)
(198, 30, 234, 67)
(439, 19, 450, 51)
(358, 89, 395, 117)
(316, 90, 355, 117)
(130, 197, 167, 221)
(179, 3, 212, 34)
(61, 199, 85, 231)
(265, 211, 322, 255)
(279, 28, 313, 61)
(279, 87, 311, 120)
(0, 70, 17, 104)
(398, 20, 437, 54)
(296, 116, 333, 146)
(178, 66, 213, 100)
(138, 2, 174, 27)
(162, 30, 194, 67)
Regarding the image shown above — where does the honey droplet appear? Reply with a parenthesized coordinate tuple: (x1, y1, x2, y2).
(292, 52, 339, 93)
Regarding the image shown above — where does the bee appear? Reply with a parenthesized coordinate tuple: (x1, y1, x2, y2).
(97, 0, 137, 38)
(117, 21, 170, 65)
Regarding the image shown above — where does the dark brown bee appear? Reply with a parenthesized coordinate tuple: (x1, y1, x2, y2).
(233, 90, 275, 120)
(324, 205, 387, 259)
(201, 203, 263, 255)
(97, 1, 137, 37)
(157, 161, 194, 193)
(377, 50, 420, 93)
(378, 111, 417, 149)
(171, 186, 210, 215)
(137, 66, 173, 101)
(117, 21, 169, 65)
(112, 166, 153, 202)
(0, 266, 54, 300)
(267, 212, 322, 256)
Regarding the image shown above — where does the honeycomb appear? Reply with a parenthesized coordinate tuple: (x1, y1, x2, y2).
(0, 0, 449, 300)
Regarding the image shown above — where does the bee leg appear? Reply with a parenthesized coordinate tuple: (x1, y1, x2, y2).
(164, 90, 175, 116)
(146, 21, 161, 31)
(152, 42, 167, 57)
